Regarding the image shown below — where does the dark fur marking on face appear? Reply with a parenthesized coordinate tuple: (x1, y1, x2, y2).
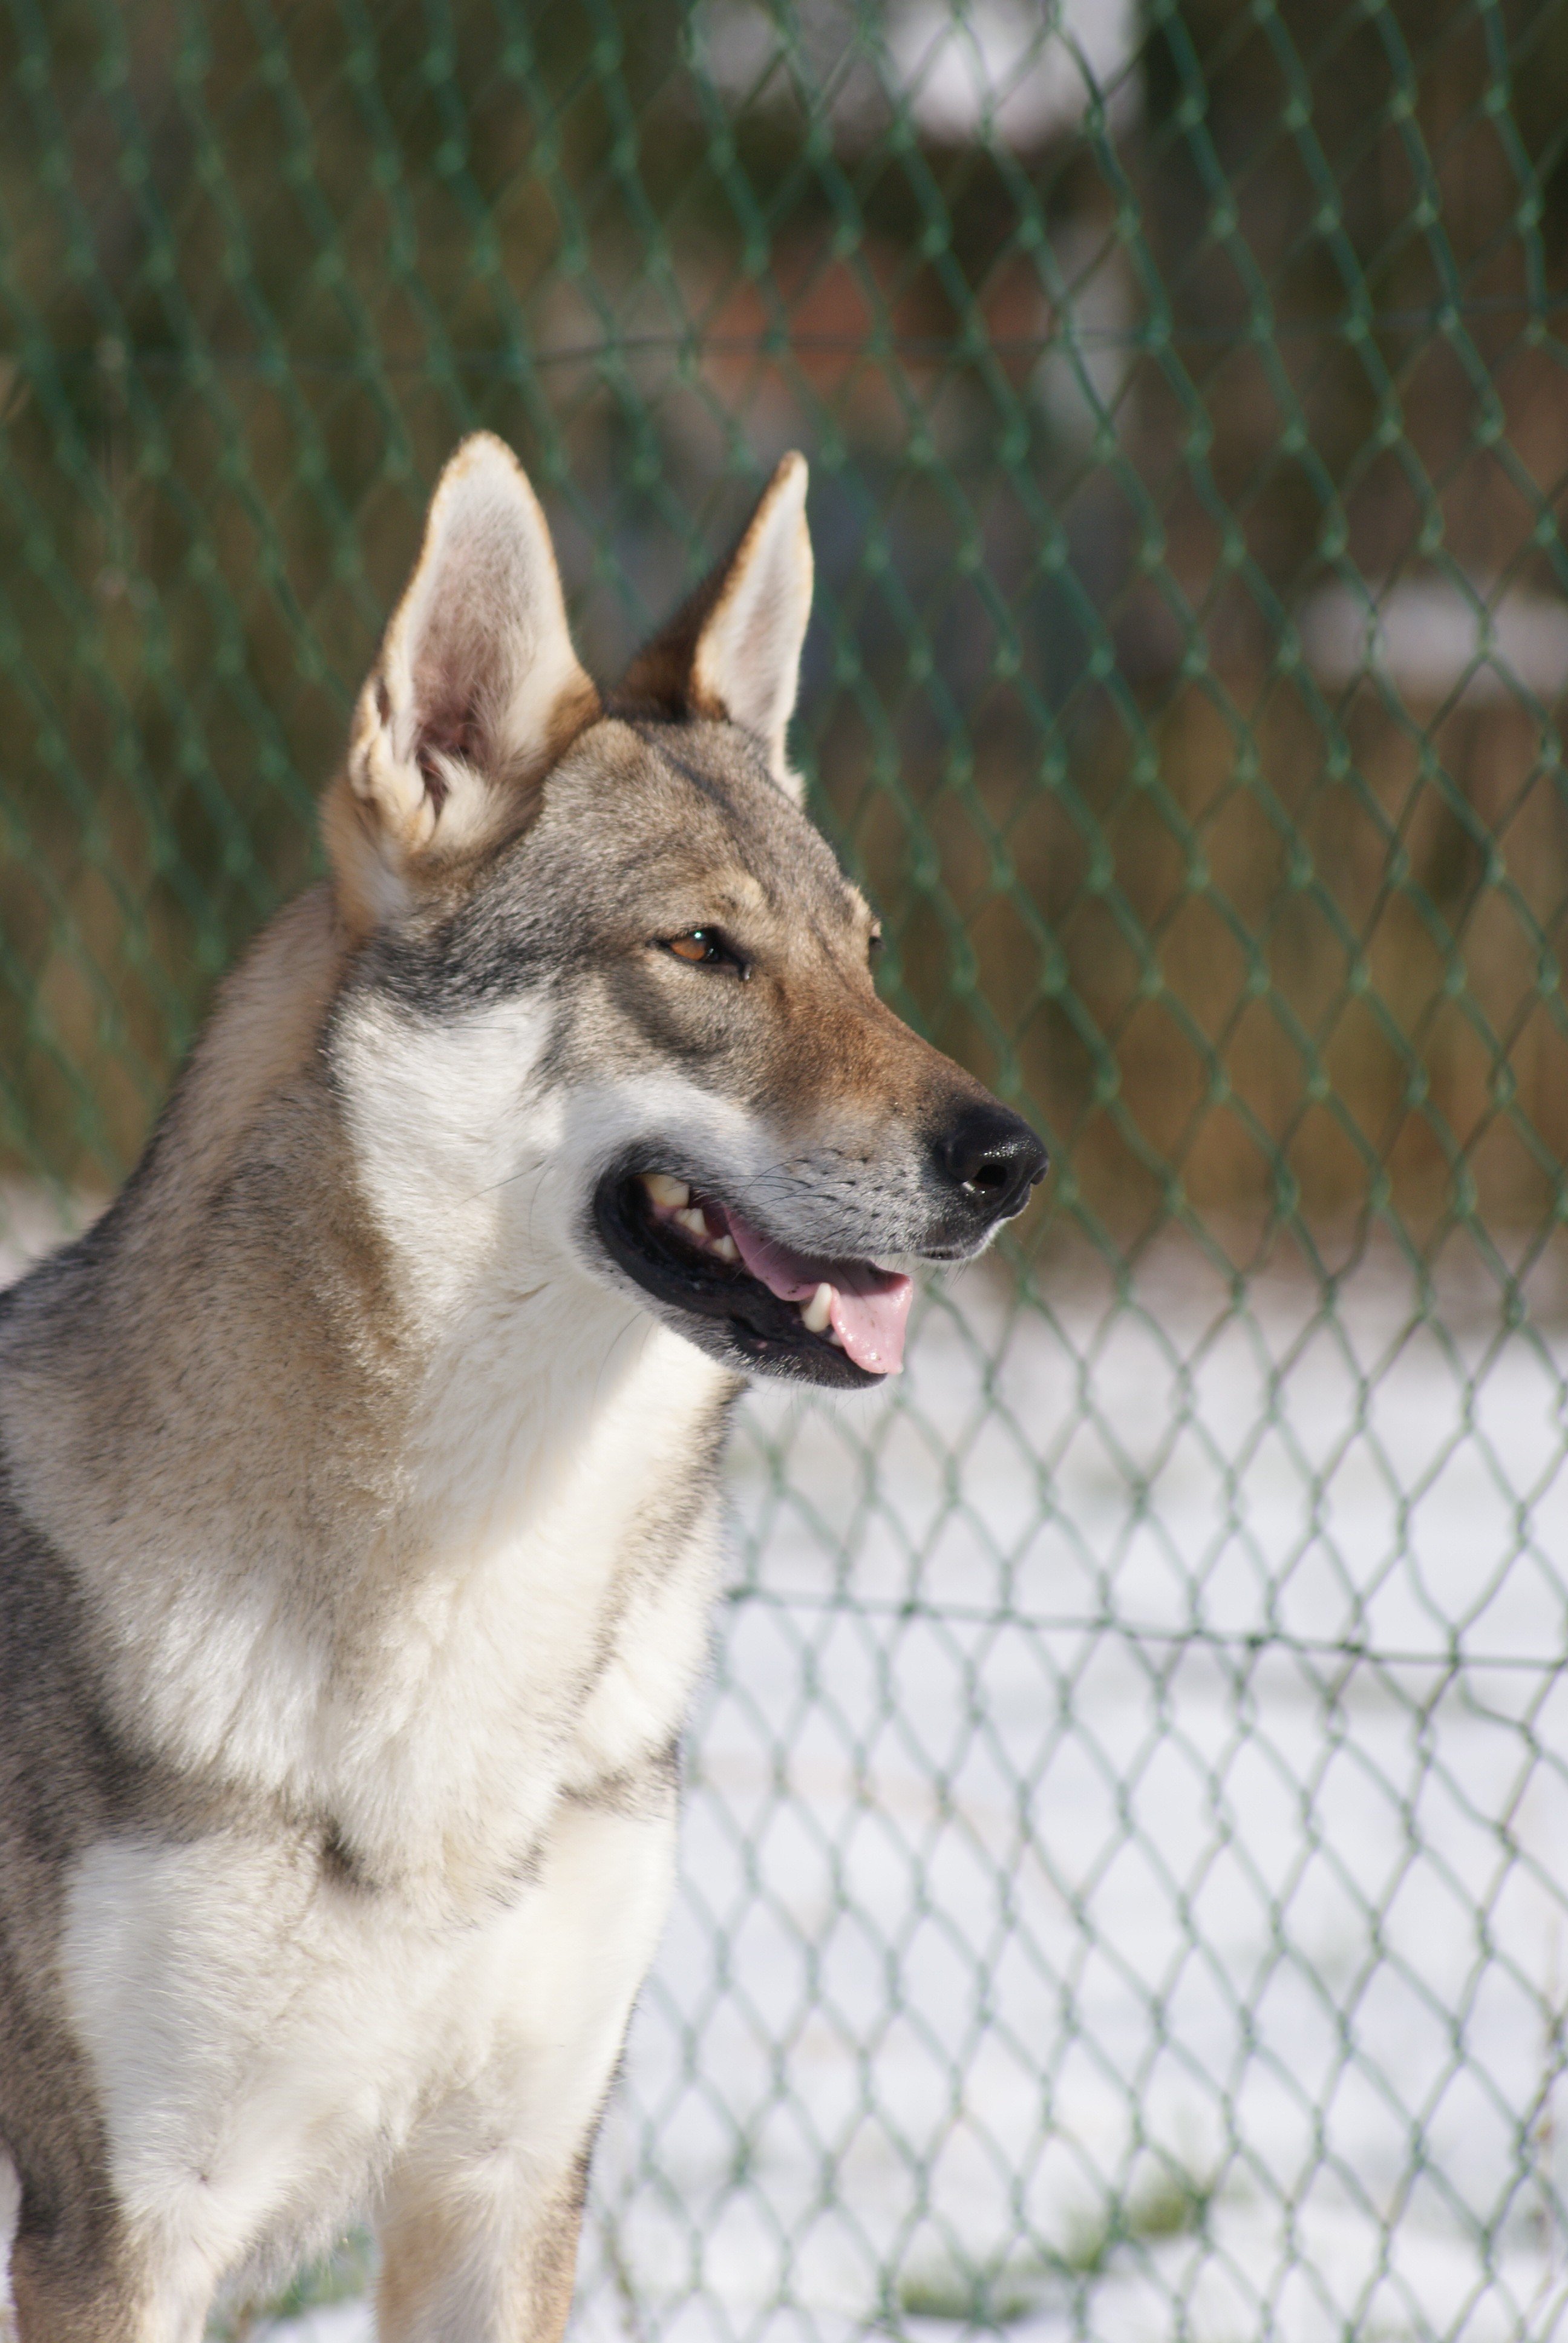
(618, 718, 761, 819)
(351, 900, 561, 1018)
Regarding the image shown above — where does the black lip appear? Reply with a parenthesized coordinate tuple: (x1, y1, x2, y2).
(592, 1164, 884, 1390)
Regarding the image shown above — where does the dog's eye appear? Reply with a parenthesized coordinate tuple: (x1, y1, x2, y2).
(664, 929, 742, 971)
(868, 926, 884, 962)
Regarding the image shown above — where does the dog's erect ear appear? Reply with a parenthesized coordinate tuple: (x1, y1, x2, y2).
(324, 434, 597, 931)
(619, 453, 812, 799)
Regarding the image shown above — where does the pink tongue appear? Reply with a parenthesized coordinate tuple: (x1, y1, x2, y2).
(722, 1210, 913, 1376)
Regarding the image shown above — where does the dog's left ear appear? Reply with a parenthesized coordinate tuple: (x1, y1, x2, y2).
(325, 433, 598, 933)
(619, 453, 812, 800)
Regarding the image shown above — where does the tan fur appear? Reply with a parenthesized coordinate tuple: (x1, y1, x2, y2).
(167, 885, 350, 1198)
(689, 451, 812, 755)
(377, 2164, 587, 2343)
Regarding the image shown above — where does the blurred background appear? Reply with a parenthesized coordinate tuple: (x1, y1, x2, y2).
(3, 3, 1568, 2339)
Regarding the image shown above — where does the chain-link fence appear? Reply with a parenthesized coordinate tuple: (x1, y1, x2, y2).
(4, 2, 1568, 2338)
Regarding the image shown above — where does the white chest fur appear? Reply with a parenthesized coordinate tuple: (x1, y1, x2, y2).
(207, 1308, 728, 1900)
(327, 1300, 730, 1899)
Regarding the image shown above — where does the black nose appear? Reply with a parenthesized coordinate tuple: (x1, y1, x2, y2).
(934, 1102, 1049, 1222)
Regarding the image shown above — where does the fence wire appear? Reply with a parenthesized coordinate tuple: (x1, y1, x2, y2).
(3, 2, 1568, 2339)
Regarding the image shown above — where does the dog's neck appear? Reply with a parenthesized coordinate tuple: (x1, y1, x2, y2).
(0, 889, 735, 1841)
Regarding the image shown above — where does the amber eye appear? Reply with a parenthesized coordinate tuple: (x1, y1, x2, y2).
(666, 929, 733, 966)
(659, 927, 750, 977)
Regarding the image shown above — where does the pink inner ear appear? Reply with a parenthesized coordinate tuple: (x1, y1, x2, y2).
(412, 683, 484, 811)
(421, 700, 481, 761)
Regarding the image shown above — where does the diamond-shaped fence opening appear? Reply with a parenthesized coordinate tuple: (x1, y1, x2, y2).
(3, 3, 1568, 2339)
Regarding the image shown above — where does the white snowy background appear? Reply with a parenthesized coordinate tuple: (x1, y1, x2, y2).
(567, 1236, 1568, 2343)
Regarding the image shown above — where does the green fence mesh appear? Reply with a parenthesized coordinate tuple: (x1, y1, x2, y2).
(4, 2, 1568, 2338)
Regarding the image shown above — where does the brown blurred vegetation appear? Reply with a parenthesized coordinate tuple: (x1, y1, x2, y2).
(1, 0, 1566, 1253)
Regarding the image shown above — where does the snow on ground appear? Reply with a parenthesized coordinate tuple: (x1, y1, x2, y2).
(7, 1201, 1563, 2343)
(559, 1238, 1568, 2343)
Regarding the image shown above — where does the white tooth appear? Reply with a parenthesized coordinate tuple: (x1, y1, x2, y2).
(712, 1234, 739, 1263)
(802, 1282, 834, 1335)
(675, 1207, 708, 1237)
(644, 1173, 691, 1210)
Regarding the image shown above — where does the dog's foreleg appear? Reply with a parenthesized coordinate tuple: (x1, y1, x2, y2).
(376, 2140, 592, 2343)
(374, 1794, 678, 2343)
(8, 2213, 191, 2343)
(4, 2129, 204, 2343)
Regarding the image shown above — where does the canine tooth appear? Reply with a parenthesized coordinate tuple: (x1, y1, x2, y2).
(712, 1234, 739, 1263)
(802, 1282, 834, 1335)
(675, 1207, 707, 1237)
(644, 1173, 690, 1211)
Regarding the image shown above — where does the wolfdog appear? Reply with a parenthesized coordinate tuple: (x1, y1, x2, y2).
(0, 436, 1045, 2341)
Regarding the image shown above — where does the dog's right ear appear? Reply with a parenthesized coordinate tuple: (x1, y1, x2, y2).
(324, 434, 597, 934)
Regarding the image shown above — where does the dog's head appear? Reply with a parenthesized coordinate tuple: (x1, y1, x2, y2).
(321, 435, 1046, 1389)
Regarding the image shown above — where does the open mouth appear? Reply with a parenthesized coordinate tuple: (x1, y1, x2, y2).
(593, 1168, 913, 1387)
